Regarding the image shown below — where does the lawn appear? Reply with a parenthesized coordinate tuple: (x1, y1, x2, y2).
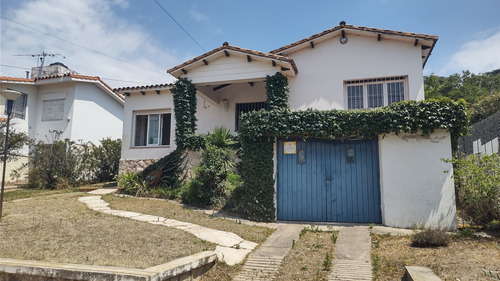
(0, 192, 215, 269)
(372, 231, 500, 281)
(102, 194, 274, 243)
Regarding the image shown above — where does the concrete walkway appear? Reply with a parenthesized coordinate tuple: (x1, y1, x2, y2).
(328, 226, 372, 281)
(78, 194, 257, 266)
(233, 224, 303, 281)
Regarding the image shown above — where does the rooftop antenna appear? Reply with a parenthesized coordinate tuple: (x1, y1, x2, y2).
(14, 52, 65, 78)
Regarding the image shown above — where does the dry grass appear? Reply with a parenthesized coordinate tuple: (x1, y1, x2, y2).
(200, 262, 243, 281)
(274, 229, 337, 281)
(0, 193, 215, 269)
(372, 232, 500, 281)
(102, 194, 274, 243)
(3, 188, 79, 202)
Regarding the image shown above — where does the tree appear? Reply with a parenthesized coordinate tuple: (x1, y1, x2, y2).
(0, 121, 29, 163)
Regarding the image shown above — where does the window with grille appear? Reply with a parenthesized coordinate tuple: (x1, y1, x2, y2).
(345, 76, 407, 109)
(134, 112, 171, 147)
(235, 102, 266, 131)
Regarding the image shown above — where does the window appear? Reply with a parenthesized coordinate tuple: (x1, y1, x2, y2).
(41, 99, 65, 121)
(134, 112, 171, 147)
(4, 93, 28, 119)
(345, 76, 407, 109)
(235, 102, 266, 131)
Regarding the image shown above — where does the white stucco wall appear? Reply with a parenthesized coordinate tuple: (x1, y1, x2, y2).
(196, 81, 267, 134)
(378, 130, 457, 230)
(72, 83, 123, 144)
(286, 34, 425, 110)
(121, 90, 176, 160)
(33, 83, 75, 142)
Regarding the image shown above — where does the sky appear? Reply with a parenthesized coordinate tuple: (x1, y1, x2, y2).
(1, 0, 500, 88)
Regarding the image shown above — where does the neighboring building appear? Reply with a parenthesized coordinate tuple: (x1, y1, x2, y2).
(458, 110, 500, 155)
(0, 65, 124, 182)
(117, 22, 457, 229)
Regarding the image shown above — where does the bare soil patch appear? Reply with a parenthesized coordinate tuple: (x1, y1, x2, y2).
(0, 193, 215, 269)
(372, 232, 500, 281)
(274, 229, 337, 281)
(103, 194, 274, 243)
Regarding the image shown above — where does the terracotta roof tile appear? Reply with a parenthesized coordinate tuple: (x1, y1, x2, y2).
(270, 24, 438, 55)
(167, 44, 298, 75)
(1, 74, 124, 101)
(113, 83, 173, 92)
(0, 76, 34, 82)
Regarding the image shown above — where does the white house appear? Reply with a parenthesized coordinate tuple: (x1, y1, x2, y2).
(117, 22, 457, 229)
(0, 67, 124, 182)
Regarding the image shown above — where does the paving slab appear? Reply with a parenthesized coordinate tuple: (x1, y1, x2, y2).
(87, 188, 117, 195)
(233, 224, 303, 281)
(404, 266, 442, 281)
(328, 226, 372, 281)
(214, 246, 252, 266)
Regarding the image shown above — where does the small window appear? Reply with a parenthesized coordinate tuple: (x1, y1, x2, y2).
(345, 76, 407, 109)
(134, 112, 171, 147)
(41, 99, 65, 121)
(235, 102, 266, 131)
(4, 93, 28, 119)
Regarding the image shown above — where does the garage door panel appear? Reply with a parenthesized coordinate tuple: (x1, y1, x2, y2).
(277, 138, 381, 223)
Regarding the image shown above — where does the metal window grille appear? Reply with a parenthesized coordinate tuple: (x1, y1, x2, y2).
(235, 102, 266, 131)
(387, 82, 404, 104)
(367, 84, 383, 108)
(347, 85, 364, 109)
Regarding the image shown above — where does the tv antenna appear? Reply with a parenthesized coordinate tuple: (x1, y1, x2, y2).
(14, 52, 65, 77)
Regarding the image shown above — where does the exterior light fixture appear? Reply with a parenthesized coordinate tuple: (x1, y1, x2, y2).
(221, 98, 229, 111)
(0, 89, 22, 222)
(340, 30, 348, 44)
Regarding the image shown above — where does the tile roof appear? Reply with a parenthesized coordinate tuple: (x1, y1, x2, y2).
(167, 43, 298, 75)
(270, 24, 439, 55)
(113, 83, 173, 92)
(1, 73, 124, 101)
(0, 76, 34, 83)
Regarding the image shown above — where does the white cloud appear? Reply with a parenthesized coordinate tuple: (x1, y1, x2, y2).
(440, 28, 500, 75)
(0, 0, 177, 88)
(189, 9, 208, 22)
(112, 0, 129, 9)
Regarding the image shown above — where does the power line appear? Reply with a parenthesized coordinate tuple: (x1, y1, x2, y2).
(152, 0, 206, 52)
(0, 16, 166, 75)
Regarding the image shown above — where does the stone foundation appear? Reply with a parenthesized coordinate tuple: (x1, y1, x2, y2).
(118, 158, 158, 175)
(119, 150, 204, 179)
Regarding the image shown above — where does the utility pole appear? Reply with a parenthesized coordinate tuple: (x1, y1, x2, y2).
(14, 52, 64, 77)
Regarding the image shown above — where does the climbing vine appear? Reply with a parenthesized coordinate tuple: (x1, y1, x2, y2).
(171, 77, 198, 149)
(265, 72, 289, 110)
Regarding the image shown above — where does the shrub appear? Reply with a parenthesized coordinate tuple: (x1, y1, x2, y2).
(140, 148, 186, 197)
(411, 229, 450, 248)
(23, 137, 90, 189)
(117, 171, 148, 196)
(183, 127, 236, 207)
(90, 138, 121, 182)
(449, 153, 500, 224)
(20, 132, 122, 189)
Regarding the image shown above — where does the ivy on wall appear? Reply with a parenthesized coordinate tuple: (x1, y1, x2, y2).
(171, 77, 198, 149)
(265, 72, 289, 110)
(240, 99, 469, 141)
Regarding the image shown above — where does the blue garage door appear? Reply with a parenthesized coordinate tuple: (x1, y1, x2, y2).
(277, 139, 381, 223)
